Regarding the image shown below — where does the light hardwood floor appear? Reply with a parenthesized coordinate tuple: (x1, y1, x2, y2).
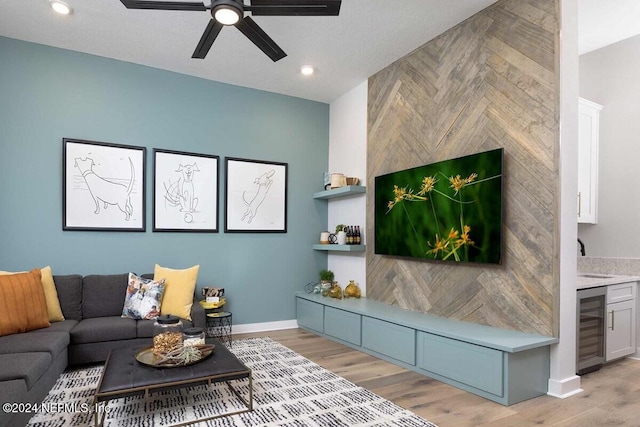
(235, 328, 640, 427)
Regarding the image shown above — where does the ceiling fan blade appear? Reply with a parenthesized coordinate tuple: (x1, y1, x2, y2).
(235, 16, 287, 62)
(247, 0, 341, 16)
(192, 19, 224, 59)
(120, 0, 207, 11)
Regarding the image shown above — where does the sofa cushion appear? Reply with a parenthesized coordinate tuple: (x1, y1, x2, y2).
(54, 274, 83, 321)
(71, 317, 137, 344)
(121, 273, 165, 320)
(28, 318, 78, 334)
(40, 266, 65, 322)
(0, 269, 50, 337)
(83, 274, 129, 319)
(154, 264, 199, 321)
(0, 379, 28, 427)
(0, 331, 69, 358)
(0, 352, 51, 389)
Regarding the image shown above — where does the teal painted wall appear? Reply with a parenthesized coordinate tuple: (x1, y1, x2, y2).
(0, 36, 329, 324)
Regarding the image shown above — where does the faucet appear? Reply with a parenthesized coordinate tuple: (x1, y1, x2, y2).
(578, 238, 586, 256)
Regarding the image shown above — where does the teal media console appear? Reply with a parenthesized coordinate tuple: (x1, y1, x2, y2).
(296, 292, 558, 405)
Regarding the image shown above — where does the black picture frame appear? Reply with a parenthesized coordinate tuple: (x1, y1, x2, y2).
(63, 138, 146, 231)
(224, 157, 288, 233)
(153, 149, 220, 232)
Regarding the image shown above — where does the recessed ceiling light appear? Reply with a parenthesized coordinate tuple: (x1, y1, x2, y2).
(300, 65, 315, 76)
(49, 0, 72, 15)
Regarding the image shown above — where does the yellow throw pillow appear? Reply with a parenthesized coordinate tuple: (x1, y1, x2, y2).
(1, 267, 65, 322)
(0, 269, 50, 337)
(154, 264, 199, 321)
(40, 266, 65, 322)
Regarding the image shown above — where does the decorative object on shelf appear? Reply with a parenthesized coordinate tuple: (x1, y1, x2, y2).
(320, 231, 330, 244)
(225, 157, 288, 233)
(323, 172, 331, 190)
(346, 177, 360, 186)
(319, 269, 334, 296)
(335, 224, 346, 245)
(343, 280, 361, 298)
(153, 149, 220, 232)
(201, 286, 224, 303)
(330, 173, 346, 188)
(319, 269, 334, 283)
(320, 282, 331, 296)
(63, 138, 146, 231)
(328, 282, 343, 299)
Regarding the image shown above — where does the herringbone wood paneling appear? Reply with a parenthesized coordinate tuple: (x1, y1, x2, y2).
(367, 0, 559, 336)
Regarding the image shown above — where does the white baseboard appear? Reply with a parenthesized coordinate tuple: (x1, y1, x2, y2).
(232, 319, 298, 335)
(547, 375, 583, 399)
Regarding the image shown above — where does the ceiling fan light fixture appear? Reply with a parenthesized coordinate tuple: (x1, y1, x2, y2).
(49, 0, 72, 15)
(214, 5, 241, 25)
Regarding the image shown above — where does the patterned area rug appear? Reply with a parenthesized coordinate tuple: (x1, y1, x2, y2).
(28, 337, 436, 426)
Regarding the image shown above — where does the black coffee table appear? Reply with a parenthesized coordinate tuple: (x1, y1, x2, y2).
(93, 338, 252, 427)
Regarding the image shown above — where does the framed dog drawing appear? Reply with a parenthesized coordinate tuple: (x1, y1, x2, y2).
(63, 138, 146, 231)
(224, 157, 288, 233)
(153, 149, 219, 232)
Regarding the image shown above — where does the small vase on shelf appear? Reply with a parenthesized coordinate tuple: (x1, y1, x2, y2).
(328, 282, 343, 299)
(343, 280, 361, 298)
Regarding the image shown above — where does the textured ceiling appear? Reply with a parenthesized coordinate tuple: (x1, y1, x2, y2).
(0, 1, 633, 102)
(0, 0, 498, 103)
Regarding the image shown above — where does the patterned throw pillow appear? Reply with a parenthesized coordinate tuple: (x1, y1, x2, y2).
(121, 273, 166, 320)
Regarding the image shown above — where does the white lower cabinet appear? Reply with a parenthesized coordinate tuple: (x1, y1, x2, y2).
(605, 283, 637, 361)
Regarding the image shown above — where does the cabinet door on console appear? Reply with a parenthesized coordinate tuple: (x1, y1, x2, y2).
(362, 316, 415, 365)
(417, 332, 503, 397)
(297, 298, 324, 333)
(324, 307, 361, 346)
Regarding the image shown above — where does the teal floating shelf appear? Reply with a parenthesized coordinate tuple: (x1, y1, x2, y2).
(313, 185, 366, 200)
(313, 244, 366, 252)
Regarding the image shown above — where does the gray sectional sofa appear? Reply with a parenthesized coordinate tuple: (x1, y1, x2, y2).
(0, 273, 206, 427)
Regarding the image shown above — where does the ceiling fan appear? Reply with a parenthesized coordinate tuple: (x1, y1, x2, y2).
(119, 0, 342, 62)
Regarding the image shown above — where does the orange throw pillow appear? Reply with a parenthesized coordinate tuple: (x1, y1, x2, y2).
(0, 269, 50, 336)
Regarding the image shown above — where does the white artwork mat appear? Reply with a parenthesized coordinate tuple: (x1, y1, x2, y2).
(154, 150, 219, 231)
(64, 139, 145, 230)
(225, 158, 287, 232)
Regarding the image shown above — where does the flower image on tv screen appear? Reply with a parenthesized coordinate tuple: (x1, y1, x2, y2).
(374, 148, 503, 264)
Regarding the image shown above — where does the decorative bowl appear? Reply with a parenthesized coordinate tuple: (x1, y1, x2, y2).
(346, 177, 359, 185)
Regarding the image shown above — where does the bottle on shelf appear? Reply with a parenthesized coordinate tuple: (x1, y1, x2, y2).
(355, 226, 361, 245)
(346, 226, 353, 245)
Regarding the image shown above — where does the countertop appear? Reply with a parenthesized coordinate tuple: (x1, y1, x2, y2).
(577, 273, 640, 290)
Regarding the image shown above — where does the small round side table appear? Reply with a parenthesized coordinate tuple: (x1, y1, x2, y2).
(199, 299, 232, 346)
(205, 312, 232, 347)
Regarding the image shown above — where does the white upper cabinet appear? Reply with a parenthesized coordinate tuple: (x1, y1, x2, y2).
(578, 97, 603, 224)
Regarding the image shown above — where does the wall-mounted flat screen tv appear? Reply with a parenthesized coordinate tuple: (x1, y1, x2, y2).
(374, 148, 503, 264)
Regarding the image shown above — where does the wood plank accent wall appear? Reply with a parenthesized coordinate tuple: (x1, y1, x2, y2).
(367, 0, 559, 336)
